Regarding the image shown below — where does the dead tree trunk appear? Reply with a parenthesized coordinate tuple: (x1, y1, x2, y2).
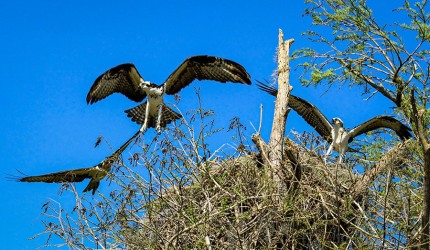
(410, 90, 430, 249)
(253, 29, 294, 187)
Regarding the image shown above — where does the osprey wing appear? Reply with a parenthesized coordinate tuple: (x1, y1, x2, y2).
(15, 131, 140, 194)
(17, 167, 95, 183)
(111, 130, 140, 157)
(289, 95, 333, 143)
(80, 131, 140, 194)
(348, 116, 412, 142)
(15, 165, 108, 195)
(87, 63, 147, 104)
(256, 81, 333, 142)
(164, 55, 251, 95)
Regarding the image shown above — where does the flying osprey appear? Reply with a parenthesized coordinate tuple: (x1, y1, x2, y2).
(256, 81, 412, 163)
(87, 55, 251, 132)
(15, 131, 139, 195)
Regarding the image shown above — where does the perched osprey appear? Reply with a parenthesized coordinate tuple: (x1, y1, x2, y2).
(256, 81, 412, 163)
(87, 55, 251, 132)
(15, 131, 139, 195)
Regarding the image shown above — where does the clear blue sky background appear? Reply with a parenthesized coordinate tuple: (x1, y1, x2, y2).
(0, 1, 408, 249)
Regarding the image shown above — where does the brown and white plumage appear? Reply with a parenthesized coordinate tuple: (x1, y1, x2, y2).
(163, 55, 251, 94)
(257, 81, 333, 141)
(256, 80, 412, 163)
(15, 131, 139, 194)
(125, 102, 182, 129)
(347, 116, 412, 141)
(87, 55, 251, 132)
(87, 63, 145, 104)
(17, 165, 107, 195)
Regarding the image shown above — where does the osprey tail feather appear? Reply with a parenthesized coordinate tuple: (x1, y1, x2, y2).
(125, 102, 182, 129)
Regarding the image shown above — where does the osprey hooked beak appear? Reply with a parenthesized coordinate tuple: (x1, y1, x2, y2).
(139, 80, 152, 89)
(332, 117, 344, 127)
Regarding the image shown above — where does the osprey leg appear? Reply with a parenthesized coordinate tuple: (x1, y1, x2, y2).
(156, 104, 163, 131)
(338, 147, 347, 163)
(324, 144, 334, 164)
(139, 101, 150, 132)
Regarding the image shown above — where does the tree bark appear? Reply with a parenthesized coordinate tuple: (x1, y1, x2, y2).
(269, 30, 294, 183)
(350, 141, 408, 202)
(253, 29, 294, 187)
(410, 89, 430, 249)
(422, 149, 430, 249)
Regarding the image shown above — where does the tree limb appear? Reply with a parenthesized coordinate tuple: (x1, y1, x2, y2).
(350, 140, 409, 202)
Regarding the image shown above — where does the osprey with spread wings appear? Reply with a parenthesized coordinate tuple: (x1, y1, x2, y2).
(87, 55, 251, 132)
(256, 81, 412, 163)
(15, 131, 139, 194)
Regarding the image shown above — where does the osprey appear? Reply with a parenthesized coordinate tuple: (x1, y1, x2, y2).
(256, 81, 412, 163)
(15, 131, 139, 195)
(87, 55, 251, 132)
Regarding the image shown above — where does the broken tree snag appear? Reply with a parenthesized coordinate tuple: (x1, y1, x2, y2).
(350, 140, 409, 202)
(251, 29, 294, 184)
(268, 29, 295, 168)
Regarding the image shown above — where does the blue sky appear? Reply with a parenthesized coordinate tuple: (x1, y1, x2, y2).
(0, 1, 408, 249)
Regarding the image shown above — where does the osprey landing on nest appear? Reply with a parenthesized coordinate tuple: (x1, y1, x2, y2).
(87, 55, 251, 132)
(256, 81, 413, 163)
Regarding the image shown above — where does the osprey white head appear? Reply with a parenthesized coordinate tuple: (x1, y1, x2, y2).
(332, 117, 344, 127)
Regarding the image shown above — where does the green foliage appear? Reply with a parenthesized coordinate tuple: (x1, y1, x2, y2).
(397, 0, 430, 41)
(296, 0, 430, 100)
(310, 67, 337, 84)
(296, 0, 430, 247)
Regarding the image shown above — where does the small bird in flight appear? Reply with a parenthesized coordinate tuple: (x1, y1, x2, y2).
(87, 55, 251, 132)
(256, 81, 412, 163)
